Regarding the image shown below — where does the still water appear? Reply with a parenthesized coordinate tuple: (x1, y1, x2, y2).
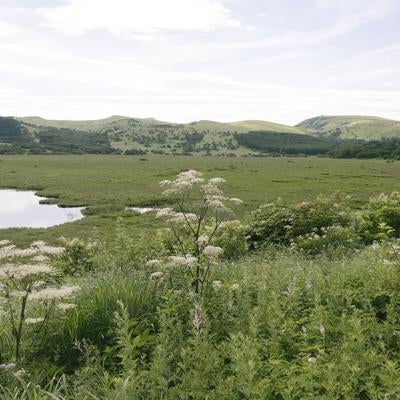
(0, 189, 84, 229)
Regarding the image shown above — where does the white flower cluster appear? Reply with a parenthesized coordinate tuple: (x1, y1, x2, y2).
(25, 317, 44, 324)
(166, 256, 198, 268)
(212, 280, 222, 289)
(0, 241, 64, 260)
(146, 259, 161, 267)
(197, 234, 209, 248)
(201, 178, 243, 211)
(161, 170, 204, 197)
(57, 303, 77, 311)
(156, 208, 197, 226)
(150, 271, 163, 280)
(31, 241, 65, 255)
(29, 285, 80, 301)
(203, 245, 224, 259)
(0, 264, 55, 279)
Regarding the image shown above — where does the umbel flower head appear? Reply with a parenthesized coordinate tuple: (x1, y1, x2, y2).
(0, 264, 55, 280)
(161, 170, 204, 197)
(203, 245, 224, 259)
(167, 256, 198, 268)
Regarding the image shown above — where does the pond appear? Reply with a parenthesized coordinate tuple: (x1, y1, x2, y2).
(0, 189, 84, 229)
(125, 206, 158, 214)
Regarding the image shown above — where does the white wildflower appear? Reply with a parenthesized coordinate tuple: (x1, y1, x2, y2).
(197, 234, 209, 248)
(25, 317, 44, 324)
(0, 264, 54, 279)
(0, 240, 12, 247)
(146, 259, 161, 267)
(230, 283, 240, 291)
(229, 198, 243, 205)
(30, 285, 80, 301)
(9, 290, 27, 298)
(167, 256, 197, 268)
(57, 303, 77, 311)
(203, 246, 224, 259)
(150, 271, 163, 280)
(31, 241, 64, 255)
(156, 208, 175, 219)
(319, 324, 325, 335)
(32, 254, 50, 262)
(206, 199, 225, 209)
(212, 280, 222, 289)
(162, 170, 204, 196)
(308, 357, 317, 364)
(13, 368, 26, 378)
(208, 177, 226, 185)
(0, 245, 37, 260)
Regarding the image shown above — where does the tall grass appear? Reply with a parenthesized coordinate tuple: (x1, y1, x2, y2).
(3, 245, 400, 399)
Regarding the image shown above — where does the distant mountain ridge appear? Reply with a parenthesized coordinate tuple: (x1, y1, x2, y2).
(18, 116, 306, 134)
(297, 115, 400, 140)
(1, 114, 399, 157)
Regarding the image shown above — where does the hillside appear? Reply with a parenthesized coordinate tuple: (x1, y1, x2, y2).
(3, 114, 400, 157)
(297, 115, 400, 140)
(9, 115, 308, 156)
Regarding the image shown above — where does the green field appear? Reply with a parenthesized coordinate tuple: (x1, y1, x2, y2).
(0, 155, 399, 244)
(2, 155, 400, 398)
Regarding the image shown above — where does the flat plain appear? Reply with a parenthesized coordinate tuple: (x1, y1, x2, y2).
(1, 155, 399, 244)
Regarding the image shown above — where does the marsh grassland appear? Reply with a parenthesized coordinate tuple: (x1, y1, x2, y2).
(1, 155, 399, 244)
(1, 155, 400, 399)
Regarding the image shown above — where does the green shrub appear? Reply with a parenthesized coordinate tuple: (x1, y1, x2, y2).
(359, 192, 400, 243)
(294, 224, 361, 255)
(210, 220, 248, 260)
(55, 238, 99, 276)
(246, 193, 354, 252)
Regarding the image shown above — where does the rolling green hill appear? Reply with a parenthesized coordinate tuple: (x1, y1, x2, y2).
(14, 115, 307, 155)
(297, 115, 400, 140)
(2, 114, 400, 157)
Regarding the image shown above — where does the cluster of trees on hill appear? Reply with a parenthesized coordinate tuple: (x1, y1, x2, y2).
(235, 131, 333, 155)
(236, 130, 400, 159)
(0, 117, 27, 142)
(0, 117, 119, 154)
(328, 138, 400, 160)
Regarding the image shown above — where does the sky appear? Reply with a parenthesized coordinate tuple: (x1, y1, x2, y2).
(0, 0, 399, 125)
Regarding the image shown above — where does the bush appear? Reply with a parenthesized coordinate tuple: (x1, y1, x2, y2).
(55, 238, 100, 276)
(246, 193, 354, 252)
(359, 192, 400, 243)
(294, 224, 361, 256)
(209, 220, 248, 260)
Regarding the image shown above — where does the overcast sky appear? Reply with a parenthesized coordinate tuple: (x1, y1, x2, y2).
(0, 0, 399, 124)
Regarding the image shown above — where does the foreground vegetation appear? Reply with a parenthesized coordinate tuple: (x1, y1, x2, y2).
(1, 167, 400, 398)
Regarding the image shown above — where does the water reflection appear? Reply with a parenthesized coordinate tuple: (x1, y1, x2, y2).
(0, 189, 84, 229)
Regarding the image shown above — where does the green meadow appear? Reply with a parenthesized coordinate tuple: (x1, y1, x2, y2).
(1, 155, 400, 245)
(2, 155, 400, 398)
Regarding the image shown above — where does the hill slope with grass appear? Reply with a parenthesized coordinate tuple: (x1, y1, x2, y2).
(8, 115, 308, 155)
(297, 115, 400, 140)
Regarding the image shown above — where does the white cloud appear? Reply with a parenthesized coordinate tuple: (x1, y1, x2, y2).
(0, 21, 21, 38)
(223, 0, 395, 50)
(38, 0, 240, 36)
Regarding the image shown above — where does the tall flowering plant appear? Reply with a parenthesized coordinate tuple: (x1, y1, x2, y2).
(153, 170, 242, 295)
(0, 241, 79, 363)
